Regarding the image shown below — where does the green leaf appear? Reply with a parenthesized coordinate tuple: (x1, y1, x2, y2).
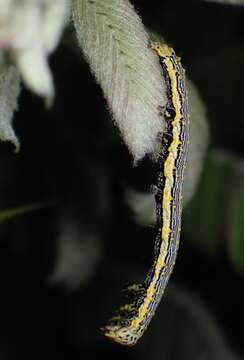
(72, 0, 167, 162)
(0, 61, 20, 151)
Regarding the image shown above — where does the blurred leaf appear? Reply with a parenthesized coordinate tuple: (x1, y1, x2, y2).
(226, 158, 244, 271)
(185, 148, 244, 272)
(136, 285, 239, 360)
(205, 0, 244, 5)
(126, 187, 155, 226)
(0, 0, 69, 104)
(184, 150, 234, 254)
(50, 213, 102, 290)
(41, 0, 70, 54)
(0, 201, 51, 222)
(183, 80, 209, 205)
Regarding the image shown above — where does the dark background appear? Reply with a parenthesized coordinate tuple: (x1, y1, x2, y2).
(0, 0, 243, 359)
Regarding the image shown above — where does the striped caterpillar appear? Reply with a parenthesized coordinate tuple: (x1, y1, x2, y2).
(102, 41, 190, 346)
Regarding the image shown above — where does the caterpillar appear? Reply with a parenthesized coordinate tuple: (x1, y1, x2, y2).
(102, 41, 190, 346)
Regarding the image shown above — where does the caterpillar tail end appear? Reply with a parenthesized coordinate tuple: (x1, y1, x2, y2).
(101, 323, 139, 347)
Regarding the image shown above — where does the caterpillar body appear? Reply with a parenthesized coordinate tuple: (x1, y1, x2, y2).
(102, 41, 190, 346)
